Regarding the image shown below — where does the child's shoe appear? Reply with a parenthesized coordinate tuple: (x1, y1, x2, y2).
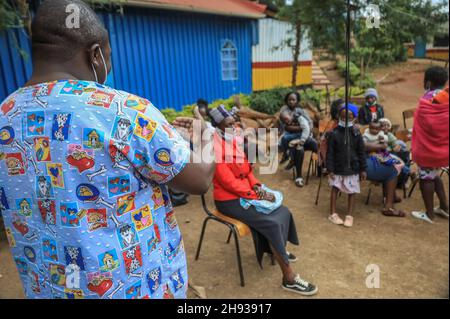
(343, 215, 353, 227)
(328, 213, 344, 225)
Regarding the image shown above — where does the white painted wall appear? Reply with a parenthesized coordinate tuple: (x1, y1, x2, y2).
(252, 18, 313, 63)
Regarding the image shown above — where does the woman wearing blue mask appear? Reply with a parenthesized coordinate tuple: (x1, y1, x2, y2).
(326, 105, 367, 227)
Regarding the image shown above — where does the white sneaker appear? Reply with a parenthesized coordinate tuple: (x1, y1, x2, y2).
(411, 211, 434, 224)
(434, 207, 449, 218)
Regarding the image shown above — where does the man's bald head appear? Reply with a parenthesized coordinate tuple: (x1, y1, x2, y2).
(31, 0, 109, 62)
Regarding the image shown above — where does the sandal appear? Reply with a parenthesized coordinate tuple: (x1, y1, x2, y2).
(328, 213, 344, 225)
(382, 208, 406, 217)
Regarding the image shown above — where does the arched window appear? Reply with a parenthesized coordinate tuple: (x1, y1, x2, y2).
(221, 40, 238, 81)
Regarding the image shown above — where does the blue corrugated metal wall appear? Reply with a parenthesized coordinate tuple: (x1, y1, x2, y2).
(0, 27, 33, 103)
(0, 7, 254, 110)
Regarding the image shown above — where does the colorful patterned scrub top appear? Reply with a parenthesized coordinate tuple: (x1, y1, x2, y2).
(0, 80, 191, 299)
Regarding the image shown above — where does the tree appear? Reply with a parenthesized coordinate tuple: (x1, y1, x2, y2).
(353, 0, 448, 74)
(271, 0, 349, 87)
(268, 0, 448, 85)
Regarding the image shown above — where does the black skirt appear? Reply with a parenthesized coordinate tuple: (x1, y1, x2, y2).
(214, 199, 299, 266)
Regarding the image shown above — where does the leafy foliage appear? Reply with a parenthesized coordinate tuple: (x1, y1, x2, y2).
(270, 0, 448, 74)
(249, 87, 292, 114)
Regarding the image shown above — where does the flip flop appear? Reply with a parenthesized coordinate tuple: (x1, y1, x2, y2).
(382, 208, 406, 217)
(411, 211, 434, 224)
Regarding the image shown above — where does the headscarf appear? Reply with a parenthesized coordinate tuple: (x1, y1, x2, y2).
(339, 103, 359, 118)
(209, 104, 231, 127)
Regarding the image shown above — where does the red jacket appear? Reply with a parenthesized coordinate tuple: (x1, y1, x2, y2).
(213, 134, 260, 201)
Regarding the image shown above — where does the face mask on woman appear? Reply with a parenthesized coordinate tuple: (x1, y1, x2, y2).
(338, 119, 354, 128)
(220, 127, 236, 141)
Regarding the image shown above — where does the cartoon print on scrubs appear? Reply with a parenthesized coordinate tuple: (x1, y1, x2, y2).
(117, 223, 139, 249)
(125, 280, 142, 299)
(59, 80, 89, 95)
(5, 153, 26, 175)
(122, 245, 143, 274)
(116, 192, 136, 217)
(66, 144, 95, 173)
(87, 271, 113, 297)
(124, 94, 150, 113)
(36, 176, 54, 199)
(60, 202, 80, 227)
(134, 113, 158, 142)
(131, 204, 153, 232)
(107, 174, 130, 198)
(0, 80, 190, 299)
(49, 263, 66, 287)
(86, 208, 107, 232)
(42, 237, 58, 262)
(16, 198, 33, 217)
(98, 249, 120, 272)
(26, 111, 45, 137)
(46, 163, 65, 189)
(1, 97, 16, 116)
(87, 89, 116, 109)
(51, 113, 71, 141)
(83, 128, 104, 150)
(38, 199, 57, 225)
(111, 116, 134, 144)
(34, 137, 51, 162)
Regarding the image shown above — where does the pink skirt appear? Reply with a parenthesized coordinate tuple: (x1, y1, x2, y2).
(328, 174, 360, 194)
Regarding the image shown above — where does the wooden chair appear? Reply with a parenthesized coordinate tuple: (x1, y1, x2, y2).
(306, 152, 319, 185)
(402, 108, 416, 130)
(314, 151, 327, 205)
(195, 194, 274, 287)
(391, 124, 400, 134)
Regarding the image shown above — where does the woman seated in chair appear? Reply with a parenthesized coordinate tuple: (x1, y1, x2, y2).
(279, 92, 318, 187)
(209, 105, 318, 296)
(363, 121, 407, 217)
(379, 117, 411, 188)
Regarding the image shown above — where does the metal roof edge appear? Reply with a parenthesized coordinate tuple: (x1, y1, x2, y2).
(124, 1, 266, 19)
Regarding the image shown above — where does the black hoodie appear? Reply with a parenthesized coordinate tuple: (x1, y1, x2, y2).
(326, 125, 367, 176)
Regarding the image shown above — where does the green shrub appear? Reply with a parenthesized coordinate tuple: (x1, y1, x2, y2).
(300, 88, 323, 111)
(337, 60, 360, 84)
(355, 75, 376, 89)
(249, 87, 292, 114)
(335, 86, 365, 98)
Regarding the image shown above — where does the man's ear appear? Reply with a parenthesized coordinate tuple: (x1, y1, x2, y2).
(88, 43, 101, 67)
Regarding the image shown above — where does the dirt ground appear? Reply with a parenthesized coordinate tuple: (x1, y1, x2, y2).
(0, 59, 448, 299)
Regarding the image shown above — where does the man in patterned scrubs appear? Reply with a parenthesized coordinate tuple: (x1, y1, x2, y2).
(0, 0, 214, 299)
